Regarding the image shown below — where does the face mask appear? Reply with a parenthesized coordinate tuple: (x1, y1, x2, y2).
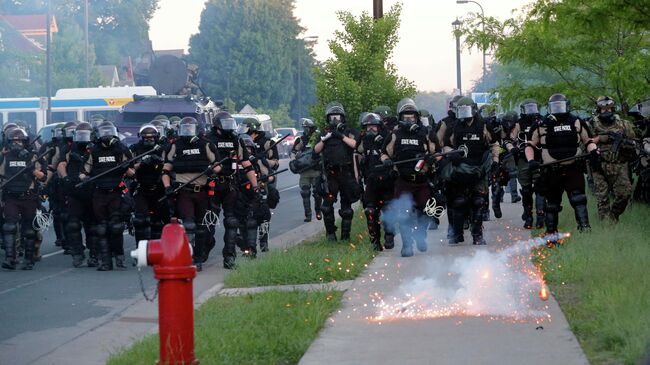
(10, 141, 23, 152)
(599, 112, 614, 123)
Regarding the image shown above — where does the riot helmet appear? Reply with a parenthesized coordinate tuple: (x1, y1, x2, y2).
(8, 128, 28, 152)
(62, 121, 79, 141)
(239, 117, 261, 136)
(300, 118, 316, 137)
(239, 133, 256, 155)
(74, 122, 93, 143)
(139, 124, 160, 147)
(169, 116, 182, 131)
(548, 93, 570, 115)
(500, 111, 519, 132)
(97, 121, 118, 146)
(52, 123, 65, 140)
(361, 112, 382, 137)
(478, 105, 495, 121)
(419, 109, 431, 127)
(595, 96, 616, 123)
(212, 111, 238, 137)
(455, 96, 477, 124)
(150, 119, 168, 139)
(519, 99, 540, 117)
(178, 117, 199, 139)
(325, 101, 346, 127)
(448, 95, 464, 118)
(153, 115, 169, 122)
(397, 98, 420, 132)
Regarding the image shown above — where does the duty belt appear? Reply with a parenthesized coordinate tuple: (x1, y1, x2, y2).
(3, 190, 36, 199)
(95, 186, 121, 193)
(181, 184, 204, 193)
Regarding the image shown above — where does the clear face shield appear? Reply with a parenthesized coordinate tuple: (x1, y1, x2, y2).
(53, 128, 64, 139)
(154, 125, 166, 138)
(420, 116, 430, 127)
(327, 114, 343, 125)
(400, 113, 417, 123)
(97, 125, 117, 139)
(456, 105, 473, 120)
(523, 103, 539, 115)
(74, 130, 92, 143)
(548, 101, 567, 114)
(220, 118, 238, 132)
(64, 127, 76, 139)
(179, 123, 197, 137)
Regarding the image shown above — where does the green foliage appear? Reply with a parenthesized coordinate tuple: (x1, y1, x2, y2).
(534, 200, 650, 364)
(107, 290, 343, 365)
(257, 104, 296, 128)
(311, 3, 416, 129)
(51, 20, 101, 90)
(0, 20, 43, 97)
(458, 0, 650, 112)
(188, 0, 316, 116)
(225, 210, 375, 288)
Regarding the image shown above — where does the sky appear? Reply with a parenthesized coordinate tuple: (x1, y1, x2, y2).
(149, 0, 534, 93)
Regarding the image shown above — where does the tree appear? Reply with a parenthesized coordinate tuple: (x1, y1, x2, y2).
(188, 0, 316, 115)
(0, 19, 43, 97)
(257, 104, 295, 128)
(311, 3, 416, 129)
(458, 0, 650, 112)
(51, 19, 101, 90)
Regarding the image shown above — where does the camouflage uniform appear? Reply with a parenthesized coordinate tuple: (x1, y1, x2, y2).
(592, 115, 638, 221)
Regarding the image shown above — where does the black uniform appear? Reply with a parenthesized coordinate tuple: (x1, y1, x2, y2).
(131, 141, 168, 243)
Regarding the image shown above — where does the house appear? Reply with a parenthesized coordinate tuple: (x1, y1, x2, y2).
(0, 14, 58, 51)
(97, 65, 120, 87)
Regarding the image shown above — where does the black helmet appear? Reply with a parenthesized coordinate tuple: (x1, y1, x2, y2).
(548, 93, 570, 115)
(74, 122, 93, 143)
(500, 111, 519, 131)
(373, 105, 393, 118)
(63, 121, 79, 140)
(449, 95, 464, 117)
(179, 117, 199, 138)
(325, 101, 346, 125)
(455, 96, 478, 123)
(478, 105, 495, 121)
(52, 123, 65, 139)
(239, 133, 256, 150)
(239, 117, 261, 135)
(2, 122, 18, 133)
(97, 121, 118, 145)
(153, 115, 169, 122)
(519, 98, 540, 117)
(396, 97, 419, 117)
(396, 98, 420, 132)
(89, 114, 105, 123)
(300, 118, 315, 128)
(8, 127, 28, 142)
(139, 124, 160, 146)
(150, 119, 168, 139)
(361, 112, 382, 127)
(212, 111, 238, 134)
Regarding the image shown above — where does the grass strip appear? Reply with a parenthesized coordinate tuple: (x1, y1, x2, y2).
(224, 210, 377, 288)
(107, 290, 343, 365)
(533, 199, 650, 365)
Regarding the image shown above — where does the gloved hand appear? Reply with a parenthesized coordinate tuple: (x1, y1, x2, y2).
(448, 152, 462, 166)
(164, 185, 176, 197)
(528, 160, 541, 171)
(18, 149, 31, 159)
(331, 130, 344, 139)
(374, 134, 384, 144)
(509, 146, 520, 157)
(248, 154, 258, 164)
(382, 159, 393, 168)
(589, 149, 601, 170)
(336, 123, 346, 132)
(320, 132, 332, 142)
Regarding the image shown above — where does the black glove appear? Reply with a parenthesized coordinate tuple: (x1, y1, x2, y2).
(589, 149, 601, 169)
(18, 150, 31, 159)
(331, 130, 344, 139)
(509, 146, 520, 157)
(382, 159, 393, 168)
(425, 154, 438, 165)
(336, 123, 346, 132)
(448, 152, 462, 166)
(374, 135, 384, 144)
(248, 154, 258, 164)
(528, 160, 541, 171)
(164, 186, 176, 197)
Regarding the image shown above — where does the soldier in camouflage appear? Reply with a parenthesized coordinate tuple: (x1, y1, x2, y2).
(591, 96, 639, 222)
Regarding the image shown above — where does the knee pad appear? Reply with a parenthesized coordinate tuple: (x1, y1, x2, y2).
(183, 218, 197, 233)
(569, 191, 587, 207)
(2, 222, 18, 235)
(320, 204, 334, 215)
(364, 207, 377, 221)
(451, 196, 467, 209)
(224, 216, 239, 229)
(300, 187, 311, 199)
(21, 227, 36, 240)
(472, 196, 485, 208)
(132, 215, 150, 227)
(339, 208, 354, 220)
(65, 219, 82, 232)
(95, 222, 108, 236)
(545, 201, 562, 213)
(246, 216, 257, 229)
(520, 186, 533, 196)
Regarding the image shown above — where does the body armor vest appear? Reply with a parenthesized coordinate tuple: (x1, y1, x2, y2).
(208, 133, 237, 175)
(542, 116, 579, 160)
(172, 138, 211, 174)
(90, 143, 127, 189)
(2, 150, 34, 194)
(454, 118, 487, 165)
(393, 128, 427, 177)
(322, 130, 353, 167)
(360, 133, 388, 181)
(132, 142, 164, 188)
(66, 142, 93, 197)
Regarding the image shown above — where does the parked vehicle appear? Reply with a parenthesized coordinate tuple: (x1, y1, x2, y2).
(275, 127, 298, 158)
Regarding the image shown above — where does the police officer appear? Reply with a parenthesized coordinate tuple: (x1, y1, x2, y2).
(291, 118, 322, 222)
(204, 112, 259, 269)
(131, 124, 167, 244)
(381, 99, 439, 256)
(162, 117, 221, 271)
(590, 96, 638, 222)
(436, 95, 464, 148)
(1, 128, 47, 270)
(374, 105, 398, 132)
(240, 118, 279, 252)
(506, 99, 546, 229)
(357, 112, 396, 251)
(58, 122, 97, 267)
(81, 121, 134, 270)
(313, 102, 360, 241)
(40, 123, 68, 251)
(525, 94, 598, 244)
(444, 96, 501, 245)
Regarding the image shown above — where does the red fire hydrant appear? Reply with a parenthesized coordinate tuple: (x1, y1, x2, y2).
(131, 218, 198, 364)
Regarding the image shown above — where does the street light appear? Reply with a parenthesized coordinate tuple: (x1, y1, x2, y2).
(297, 36, 318, 121)
(452, 18, 462, 95)
(456, 0, 486, 82)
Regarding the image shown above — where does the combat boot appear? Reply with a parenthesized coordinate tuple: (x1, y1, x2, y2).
(72, 254, 85, 268)
(400, 244, 414, 257)
(114, 255, 126, 269)
(383, 234, 395, 249)
(87, 255, 98, 268)
(492, 199, 502, 219)
(223, 256, 235, 270)
(448, 234, 464, 245)
(472, 234, 487, 245)
(21, 238, 36, 270)
(535, 211, 545, 229)
(522, 205, 534, 229)
(326, 233, 337, 242)
(574, 205, 591, 233)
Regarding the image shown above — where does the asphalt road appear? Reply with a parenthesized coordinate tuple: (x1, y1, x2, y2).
(0, 159, 306, 346)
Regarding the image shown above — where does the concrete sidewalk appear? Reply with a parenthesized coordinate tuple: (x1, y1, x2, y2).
(300, 203, 589, 365)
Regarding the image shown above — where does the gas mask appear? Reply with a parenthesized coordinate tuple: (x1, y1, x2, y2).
(599, 112, 614, 124)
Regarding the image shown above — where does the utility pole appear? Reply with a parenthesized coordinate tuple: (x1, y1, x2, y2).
(373, 0, 383, 19)
(46, 0, 52, 125)
(452, 19, 463, 95)
(85, 0, 89, 87)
